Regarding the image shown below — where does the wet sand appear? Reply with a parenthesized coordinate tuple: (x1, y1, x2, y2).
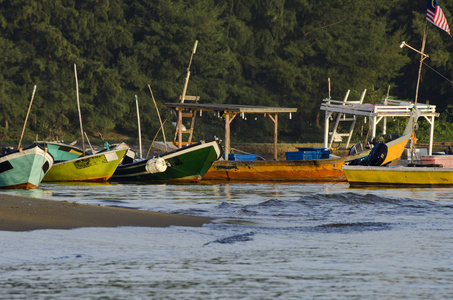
(0, 193, 212, 231)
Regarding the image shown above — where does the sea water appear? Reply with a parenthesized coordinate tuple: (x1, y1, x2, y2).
(0, 182, 452, 299)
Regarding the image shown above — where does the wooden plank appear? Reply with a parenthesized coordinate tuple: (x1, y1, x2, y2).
(179, 95, 200, 102)
(181, 112, 194, 118)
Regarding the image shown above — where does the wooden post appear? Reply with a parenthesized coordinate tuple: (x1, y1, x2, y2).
(273, 113, 278, 160)
(224, 112, 230, 161)
(178, 109, 183, 148)
(188, 113, 196, 143)
(267, 113, 278, 160)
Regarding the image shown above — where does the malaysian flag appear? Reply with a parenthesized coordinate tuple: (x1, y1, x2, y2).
(427, 0, 451, 35)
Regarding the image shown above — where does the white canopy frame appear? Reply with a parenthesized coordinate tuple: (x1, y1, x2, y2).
(321, 92, 439, 155)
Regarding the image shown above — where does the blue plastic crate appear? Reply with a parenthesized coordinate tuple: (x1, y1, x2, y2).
(286, 151, 321, 160)
(320, 149, 330, 159)
(223, 153, 257, 161)
(291, 148, 330, 159)
(296, 147, 326, 152)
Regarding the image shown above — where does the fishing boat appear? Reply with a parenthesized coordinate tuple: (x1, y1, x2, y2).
(111, 139, 223, 183)
(109, 60, 224, 183)
(0, 85, 55, 189)
(343, 164, 453, 187)
(343, 1, 452, 188)
(0, 144, 54, 189)
(42, 147, 127, 182)
(42, 64, 130, 182)
(204, 151, 367, 182)
(343, 107, 446, 187)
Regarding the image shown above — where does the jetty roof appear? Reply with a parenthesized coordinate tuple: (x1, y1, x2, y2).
(164, 102, 297, 161)
(164, 103, 297, 114)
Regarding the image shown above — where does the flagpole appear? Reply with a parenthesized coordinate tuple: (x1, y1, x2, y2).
(409, 21, 428, 164)
(414, 21, 428, 105)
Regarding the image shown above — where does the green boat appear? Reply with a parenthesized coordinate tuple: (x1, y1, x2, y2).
(43, 148, 127, 182)
(0, 144, 54, 189)
(111, 139, 223, 183)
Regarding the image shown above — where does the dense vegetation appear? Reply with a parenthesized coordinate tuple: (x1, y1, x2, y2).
(1, 0, 452, 144)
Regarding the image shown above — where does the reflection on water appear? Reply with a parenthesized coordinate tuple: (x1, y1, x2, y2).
(0, 182, 452, 299)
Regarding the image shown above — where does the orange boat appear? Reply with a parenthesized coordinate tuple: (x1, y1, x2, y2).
(203, 152, 368, 182)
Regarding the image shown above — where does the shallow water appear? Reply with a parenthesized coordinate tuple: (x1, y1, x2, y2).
(1, 182, 452, 299)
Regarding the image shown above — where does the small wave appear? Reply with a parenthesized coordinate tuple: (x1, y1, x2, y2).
(204, 232, 255, 246)
(298, 193, 405, 206)
(196, 193, 451, 225)
(258, 199, 286, 207)
(173, 208, 210, 215)
(315, 222, 392, 233)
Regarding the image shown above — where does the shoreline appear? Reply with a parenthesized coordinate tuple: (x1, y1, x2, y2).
(0, 193, 212, 231)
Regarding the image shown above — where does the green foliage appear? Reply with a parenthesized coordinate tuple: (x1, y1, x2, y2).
(1, 0, 453, 142)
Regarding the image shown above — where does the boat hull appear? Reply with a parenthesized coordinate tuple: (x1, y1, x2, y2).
(43, 149, 127, 182)
(0, 145, 54, 189)
(343, 165, 453, 187)
(203, 152, 369, 182)
(112, 139, 223, 183)
(38, 142, 85, 162)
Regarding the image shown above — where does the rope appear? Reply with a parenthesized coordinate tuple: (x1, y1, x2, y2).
(423, 62, 453, 85)
(146, 119, 167, 159)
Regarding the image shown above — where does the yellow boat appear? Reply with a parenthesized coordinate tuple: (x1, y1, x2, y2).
(341, 107, 451, 187)
(43, 148, 127, 182)
(343, 165, 453, 187)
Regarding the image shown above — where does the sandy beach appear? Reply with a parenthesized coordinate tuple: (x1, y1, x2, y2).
(0, 193, 212, 231)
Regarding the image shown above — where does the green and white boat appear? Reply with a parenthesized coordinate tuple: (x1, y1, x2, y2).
(43, 148, 128, 182)
(0, 144, 54, 189)
(111, 139, 223, 183)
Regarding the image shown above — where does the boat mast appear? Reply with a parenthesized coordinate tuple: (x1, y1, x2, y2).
(135, 95, 142, 159)
(148, 84, 168, 152)
(18, 85, 37, 150)
(74, 64, 85, 156)
(177, 40, 198, 148)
